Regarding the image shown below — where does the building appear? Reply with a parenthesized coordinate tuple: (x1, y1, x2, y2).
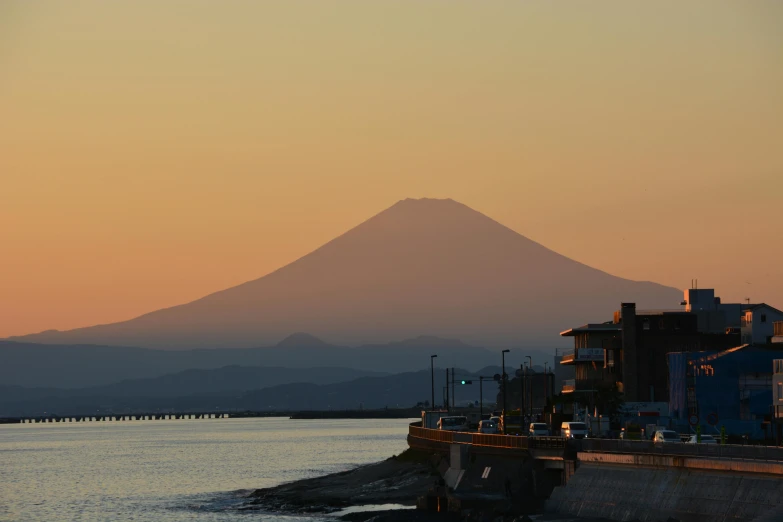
(741, 304, 783, 345)
(774, 359, 783, 443)
(774, 321, 783, 344)
(668, 345, 783, 440)
(560, 301, 740, 404)
(682, 287, 743, 333)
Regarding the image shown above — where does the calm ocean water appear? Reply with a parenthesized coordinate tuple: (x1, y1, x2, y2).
(0, 417, 413, 521)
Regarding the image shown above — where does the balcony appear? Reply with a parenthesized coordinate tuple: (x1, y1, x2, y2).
(560, 350, 575, 365)
(562, 379, 576, 394)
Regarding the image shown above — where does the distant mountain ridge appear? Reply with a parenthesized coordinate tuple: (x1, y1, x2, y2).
(0, 365, 389, 402)
(8, 198, 682, 349)
(0, 335, 552, 389)
(0, 367, 490, 417)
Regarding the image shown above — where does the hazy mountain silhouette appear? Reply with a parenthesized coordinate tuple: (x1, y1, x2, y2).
(0, 368, 488, 417)
(0, 336, 552, 389)
(0, 365, 388, 402)
(9, 198, 681, 349)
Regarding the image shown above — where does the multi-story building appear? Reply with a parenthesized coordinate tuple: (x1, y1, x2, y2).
(681, 287, 743, 333)
(741, 304, 783, 345)
(669, 346, 783, 440)
(560, 301, 740, 403)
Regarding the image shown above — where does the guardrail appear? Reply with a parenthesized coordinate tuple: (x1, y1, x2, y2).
(409, 424, 528, 449)
(409, 424, 783, 462)
(529, 436, 567, 449)
(579, 438, 783, 461)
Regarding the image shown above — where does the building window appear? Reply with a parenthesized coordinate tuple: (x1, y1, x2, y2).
(643, 319, 650, 330)
(761, 314, 767, 323)
(778, 382, 783, 401)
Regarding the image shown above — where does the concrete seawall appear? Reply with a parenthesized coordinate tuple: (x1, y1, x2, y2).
(546, 456, 783, 521)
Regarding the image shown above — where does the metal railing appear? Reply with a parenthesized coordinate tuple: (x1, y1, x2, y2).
(529, 436, 567, 449)
(562, 379, 576, 393)
(409, 425, 454, 443)
(472, 433, 527, 449)
(578, 438, 783, 461)
(560, 353, 576, 364)
(409, 424, 527, 449)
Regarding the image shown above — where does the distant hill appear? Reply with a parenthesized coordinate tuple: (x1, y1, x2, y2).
(0, 368, 492, 417)
(0, 336, 552, 389)
(8, 198, 681, 349)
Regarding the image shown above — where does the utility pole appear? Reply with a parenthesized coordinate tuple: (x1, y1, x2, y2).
(526, 356, 533, 419)
(502, 349, 510, 434)
(543, 361, 549, 405)
(520, 364, 525, 424)
(479, 376, 484, 418)
(430, 355, 437, 411)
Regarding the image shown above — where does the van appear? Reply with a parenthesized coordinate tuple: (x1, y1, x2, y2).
(561, 421, 588, 439)
(437, 416, 469, 432)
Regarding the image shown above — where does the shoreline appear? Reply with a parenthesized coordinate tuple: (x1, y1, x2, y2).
(242, 449, 620, 522)
(244, 449, 443, 519)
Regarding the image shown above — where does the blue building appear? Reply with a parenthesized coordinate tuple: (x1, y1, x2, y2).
(668, 345, 783, 440)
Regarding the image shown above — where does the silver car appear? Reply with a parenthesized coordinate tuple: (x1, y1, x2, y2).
(686, 434, 717, 444)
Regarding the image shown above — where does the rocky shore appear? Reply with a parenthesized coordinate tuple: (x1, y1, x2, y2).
(243, 449, 618, 522)
(245, 449, 442, 516)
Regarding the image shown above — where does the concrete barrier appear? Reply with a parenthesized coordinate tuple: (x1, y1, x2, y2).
(547, 462, 783, 522)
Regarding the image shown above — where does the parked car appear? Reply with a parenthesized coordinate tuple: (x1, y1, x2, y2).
(478, 420, 498, 434)
(529, 423, 550, 437)
(437, 416, 469, 432)
(561, 421, 588, 439)
(653, 430, 680, 443)
(686, 435, 717, 444)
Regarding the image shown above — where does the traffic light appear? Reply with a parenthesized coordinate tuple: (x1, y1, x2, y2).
(460, 380, 473, 385)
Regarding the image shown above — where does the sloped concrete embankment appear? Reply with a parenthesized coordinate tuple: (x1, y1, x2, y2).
(546, 461, 783, 522)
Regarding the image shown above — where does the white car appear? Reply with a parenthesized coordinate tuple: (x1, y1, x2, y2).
(437, 416, 469, 432)
(478, 420, 498, 434)
(653, 430, 680, 443)
(686, 435, 717, 444)
(529, 423, 550, 437)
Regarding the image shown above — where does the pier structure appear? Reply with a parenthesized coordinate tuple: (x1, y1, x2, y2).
(18, 413, 230, 423)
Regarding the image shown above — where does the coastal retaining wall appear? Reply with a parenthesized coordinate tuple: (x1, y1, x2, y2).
(547, 461, 783, 521)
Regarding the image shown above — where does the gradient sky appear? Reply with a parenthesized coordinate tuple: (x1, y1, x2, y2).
(2, 1, 782, 339)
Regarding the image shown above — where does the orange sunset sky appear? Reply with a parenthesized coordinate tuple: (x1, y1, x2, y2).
(2, 1, 782, 339)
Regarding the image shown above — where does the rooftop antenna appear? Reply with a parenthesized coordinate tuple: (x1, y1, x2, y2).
(745, 298, 751, 305)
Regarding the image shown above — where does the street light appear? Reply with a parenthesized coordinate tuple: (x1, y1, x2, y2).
(502, 349, 510, 434)
(430, 355, 438, 411)
(526, 356, 532, 419)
